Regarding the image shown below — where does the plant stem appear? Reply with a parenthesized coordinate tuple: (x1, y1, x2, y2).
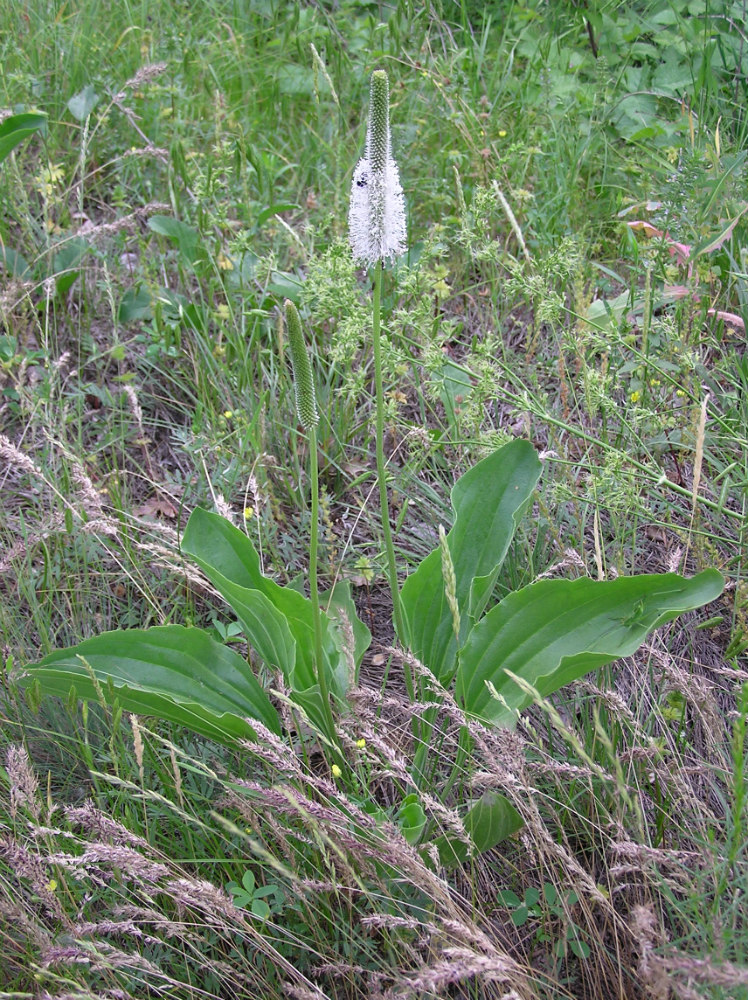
(372, 259, 405, 642)
(308, 424, 337, 745)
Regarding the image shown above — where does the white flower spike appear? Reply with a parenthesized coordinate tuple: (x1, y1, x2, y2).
(349, 70, 406, 267)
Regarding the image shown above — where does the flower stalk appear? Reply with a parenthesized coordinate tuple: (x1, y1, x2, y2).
(350, 70, 406, 644)
(284, 299, 336, 746)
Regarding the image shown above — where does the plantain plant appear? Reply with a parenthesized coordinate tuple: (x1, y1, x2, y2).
(22, 71, 724, 863)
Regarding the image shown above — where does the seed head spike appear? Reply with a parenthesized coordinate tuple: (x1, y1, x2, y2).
(284, 300, 319, 431)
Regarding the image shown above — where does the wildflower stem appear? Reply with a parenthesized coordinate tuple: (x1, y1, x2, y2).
(308, 428, 347, 774)
(308, 425, 328, 708)
(284, 299, 338, 753)
(372, 260, 405, 644)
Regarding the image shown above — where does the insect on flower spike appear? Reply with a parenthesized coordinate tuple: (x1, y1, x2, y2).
(349, 70, 406, 267)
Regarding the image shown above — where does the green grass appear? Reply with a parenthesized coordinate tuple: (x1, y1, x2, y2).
(1, 1, 747, 997)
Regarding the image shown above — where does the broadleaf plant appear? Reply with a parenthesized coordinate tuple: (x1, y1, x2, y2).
(22, 435, 723, 857)
(21, 69, 724, 864)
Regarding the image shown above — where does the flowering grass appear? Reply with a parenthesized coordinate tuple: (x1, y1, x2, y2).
(1, 1, 747, 998)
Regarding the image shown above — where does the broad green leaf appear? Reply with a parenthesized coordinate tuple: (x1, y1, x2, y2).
(156, 287, 207, 333)
(323, 579, 371, 683)
(456, 571, 724, 727)
(67, 85, 99, 121)
(465, 790, 524, 850)
(0, 244, 31, 279)
(439, 359, 472, 438)
(119, 286, 153, 323)
(276, 65, 315, 96)
(52, 237, 90, 295)
(585, 290, 631, 332)
(0, 112, 47, 164)
(22, 625, 281, 742)
(399, 439, 542, 683)
(148, 215, 202, 265)
(397, 794, 427, 846)
(182, 514, 306, 686)
(182, 509, 367, 712)
(268, 270, 303, 302)
(433, 791, 523, 866)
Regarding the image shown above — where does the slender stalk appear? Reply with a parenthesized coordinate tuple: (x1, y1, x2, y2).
(307, 423, 335, 741)
(372, 260, 405, 642)
(284, 299, 339, 755)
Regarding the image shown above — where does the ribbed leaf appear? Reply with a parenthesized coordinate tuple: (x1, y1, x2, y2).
(22, 625, 281, 741)
(434, 791, 524, 866)
(456, 570, 724, 727)
(182, 508, 369, 704)
(0, 112, 47, 164)
(399, 439, 542, 682)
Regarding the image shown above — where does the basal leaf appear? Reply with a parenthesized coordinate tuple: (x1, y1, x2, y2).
(182, 509, 368, 710)
(456, 570, 724, 727)
(433, 791, 523, 866)
(399, 439, 541, 683)
(0, 112, 47, 164)
(22, 625, 281, 742)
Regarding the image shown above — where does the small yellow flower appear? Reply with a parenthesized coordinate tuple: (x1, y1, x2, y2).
(215, 303, 230, 321)
(630, 390, 641, 403)
(223, 409, 233, 419)
(243, 507, 254, 520)
(331, 764, 342, 778)
(46, 879, 57, 893)
(217, 252, 234, 271)
(498, 129, 507, 138)
(356, 738, 366, 749)
(676, 389, 686, 398)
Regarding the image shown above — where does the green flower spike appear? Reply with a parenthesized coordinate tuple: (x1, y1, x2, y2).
(284, 300, 318, 431)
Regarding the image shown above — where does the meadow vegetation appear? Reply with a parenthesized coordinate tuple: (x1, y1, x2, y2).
(1, 1, 747, 997)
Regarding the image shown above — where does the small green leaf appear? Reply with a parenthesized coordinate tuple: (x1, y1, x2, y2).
(148, 216, 204, 267)
(690, 205, 748, 258)
(250, 898, 271, 920)
(464, 790, 524, 852)
(433, 791, 523, 867)
(268, 270, 303, 302)
(511, 905, 529, 927)
(252, 885, 277, 899)
(67, 85, 99, 121)
(52, 237, 90, 295)
(0, 245, 31, 279)
(397, 794, 427, 846)
(497, 889, 522, 908)
(570, 938, 591, 960)
(119, 286, 153, 323)
(256, 203, 299, 228)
